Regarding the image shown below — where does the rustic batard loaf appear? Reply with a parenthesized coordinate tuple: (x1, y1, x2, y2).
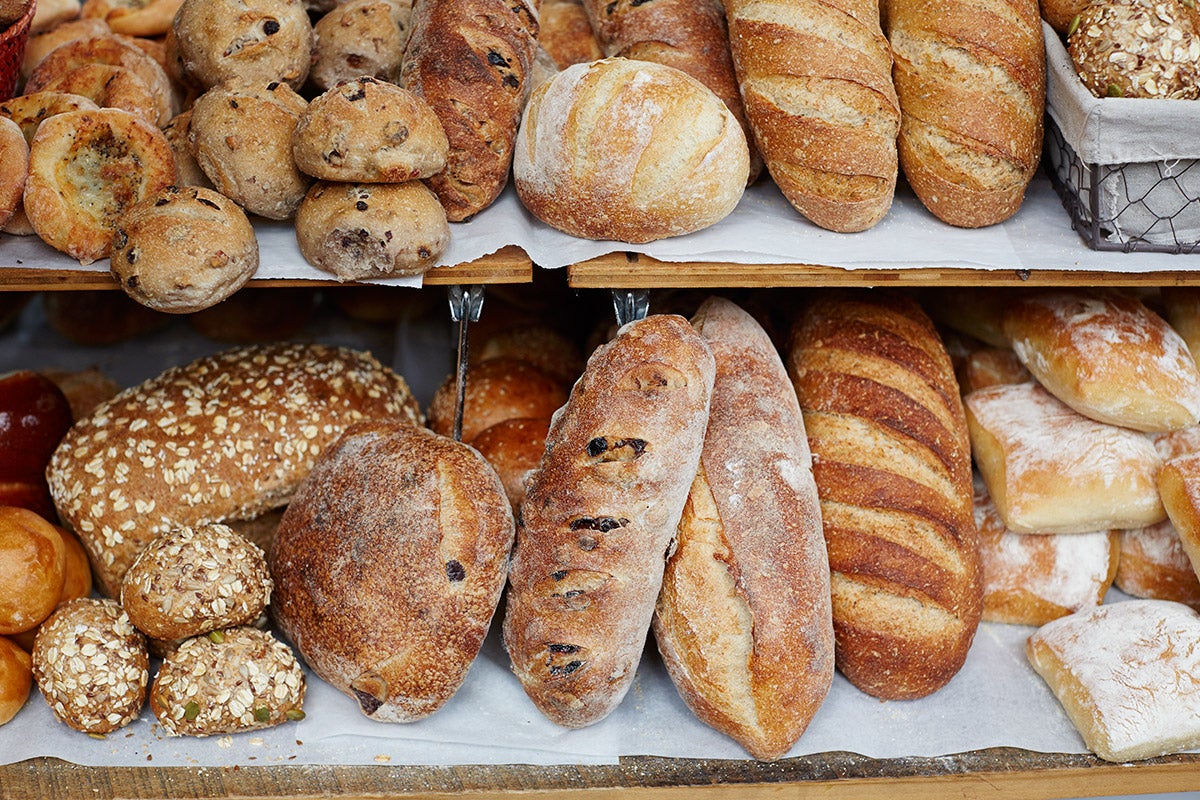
(503, 314, 715, 728)
(270, 420, 514, 721)
(725, 0, 900, 232)
(786, 291, 982, 700)
(653, 297, 833, 761)
(886, 0, 1045, 227)
(47, 343, 422, 597)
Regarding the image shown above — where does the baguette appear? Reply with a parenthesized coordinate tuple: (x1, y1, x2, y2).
(400, 0, 538, 222)
(653, 297, 832, 761)
(503, 314, 715, 728)
(786, 291, 982, 700)
(887, 0, 1045, 227)
(724, 0, 899, 232)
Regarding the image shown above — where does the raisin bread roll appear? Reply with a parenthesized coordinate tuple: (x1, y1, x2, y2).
(173, 0, 313, 90)
(786, 291, 982, 700)
(654, 297, 833, 761)
(725, 0, 900, 232)
(400, 0, 538, 221)
(310, 0, 413, 91)
(503, 314, 715, 728)
(886, 0, 1045, 227)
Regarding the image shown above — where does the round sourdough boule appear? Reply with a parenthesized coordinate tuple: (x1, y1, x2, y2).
(24, 108, 176, 265)
(150, 626, 304, 736)
(294, 180, 449, 280)
(189, 80, 311, 220)
(514, 57, 749, 243)
(47, 342, 423, 597)
(110, 185, 259, 314)
(0, 117, 26, 229)
(81, 0, 183, 37)
(0, 507, 67, 636)
(310, 0, 412, 91)
(427, 356, 568, 442)
(0, 91, 101, 145)
(269, 419, 515, 722)
(0, 636, 31, 726)
(173, 0, 313, 90)
(160, 110, 212, 188)
(25, 34, 173, 114)
(22, 18, 110, 79)
(292, 76, 448, 182)
(121, 523, 272, 641)
(31, 598, 148, 734)
(41, 63, 168, 125)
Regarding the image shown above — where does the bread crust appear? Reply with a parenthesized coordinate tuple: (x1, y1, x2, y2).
(427, 356, 568, 442)
(0, 636, 31, 726)
(173, 0, 313, 89)
(40, 63, 169, 125)
(1116, 521, 1200, 609)
(22, 18, 110, 79)
(0, 91, 101, 145)
(25, 34, 173, 116)
(503, 314, 715, 728)
(310, 0, 414, 91)
(0, 117, 26, 229)
(81, 0, 183, 37)
(539, 0, 602, 68)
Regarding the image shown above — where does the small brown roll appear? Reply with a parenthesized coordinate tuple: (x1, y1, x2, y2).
(0, 636, 31, 726)
(310, 0, 413, 91)
(173, 0, 313, 90)
(469, 416, 551, 509)
(0, 117, 25, 230)
(427, 356, 568, 442)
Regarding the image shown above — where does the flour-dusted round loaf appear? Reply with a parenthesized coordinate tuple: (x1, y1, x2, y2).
(270, 419, 515, 722)
(47, 342, 423, 597)
(173, 0, 313, 90)
(514, 57, 749, 243)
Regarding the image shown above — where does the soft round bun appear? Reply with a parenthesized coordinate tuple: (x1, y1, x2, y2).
(40, 63, 169, 125)
(292, 77, 448, 182)
(56, 526, 94, 604)
(22, 17, 109, 78)
(294, 180, 449, 280)
(0, 636, 31, 726)
(0, 117, 26, 229)
(0, 91, 101, 144)
(469, 416, 550, 509)
(189, 80, 311, 220)
(173, 0, 313, 90)
(514, 57, 749, 243)
(427, 357, 568, 442)
(1068, 0, 1200, 99)
(309, 0, 412, 91)
(110, 185, 259, 314)
(0, 507, 67, 636)
(81, 0, 183, 37)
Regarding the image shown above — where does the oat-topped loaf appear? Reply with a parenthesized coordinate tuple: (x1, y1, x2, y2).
(47, 342, 423, 597)
(1068, 0, 1200, 99)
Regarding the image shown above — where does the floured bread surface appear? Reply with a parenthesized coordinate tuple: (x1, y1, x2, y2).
(514, 58, 749, 243)
(966, 381, 1165, 534)
(1027, 599, 1200, 763)
(1002, 289, 1200, 432)
(1117, 521, 1200, 609)
(24, 108, 176, 265)
(1157, 452, 1200, 586)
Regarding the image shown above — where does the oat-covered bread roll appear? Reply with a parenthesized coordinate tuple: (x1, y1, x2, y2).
(173, 0, 313, 89)
(310, 0, 414, 91)
(504, 315, 715, 728)
(294, 180, 449, 280)
(271, 420, 515, 721)
(292, 77, 448, 182)
(400, 0, 539, 221)
(514, 58, 749, 243)
(24, 108, 176, 265)
(47, 342, 422, 597)
(786, 292, 982, 700)
(1068, 0, 1200, 99)
(189, 80, 311, 220)
(887, 0, 1045, 227)
(1002, 289, 1200, 433)
(110, 185, 259, 314)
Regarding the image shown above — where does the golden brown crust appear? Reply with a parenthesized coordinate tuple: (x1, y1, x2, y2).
(30, 0, 84, 34)
(469, 416, 551, 509)
(539, 0, 602, 68)
(310, 0, 413, 91)
(503, 314, 715, 728)
(1157, 453, 1200, 589)
(0, 636, 32, 726)
(0, 507, 67, 636)
(270, 420, 514, 722)
(47, 342, 423, 596)
(159, 110, 211, 188)
(40, 63, 168, 125)
(427, 356, 569, 442)
(786, 291, 982, 700)
(0, 117, 26, 229)
(25, 34, 173, 116)
(0, 91, 101, 145)
(22, 17, 109, 78)
(173, 0, 313, 89)
(81, 0, 183, 37)
(400, 0, 539, 221)
(1116, 521, 1200, 609)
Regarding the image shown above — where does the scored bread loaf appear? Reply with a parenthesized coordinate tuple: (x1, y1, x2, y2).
(653, 297, 832, 761)
(724, 0, 900, 232)
(503, 314, 715, 728)
(400, 0, 538, 222)
(47, 343, 422, 597)
(886, 0, 1045, 227)
(786, 291, 982, 700)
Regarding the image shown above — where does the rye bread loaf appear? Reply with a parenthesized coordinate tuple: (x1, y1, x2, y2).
(47, 343, 422, 597)
(653, 297, 833, 761)
(786, 291, 983, 700)
(503, 314, 715, 728)
(270, 420, 514, 721)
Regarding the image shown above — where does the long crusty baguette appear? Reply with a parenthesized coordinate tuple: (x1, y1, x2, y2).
(886, 0, 1045, 227)
(653, 297, 833, 761)
(786, 291, 982, 700)
(400, 0, 538, 222)
(502, 314, 715, 728)
(724, 0, 899, 232)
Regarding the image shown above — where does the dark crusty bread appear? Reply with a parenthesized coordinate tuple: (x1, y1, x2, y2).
(503, 314, 715, 728)
(653, 297, 833, 761)
(887, 0, 1045, 227)
(47, 343, 422, 597)
(786, 291, 982, 700)
(400, 0, 538, 221)
(270, 420, 514, 721)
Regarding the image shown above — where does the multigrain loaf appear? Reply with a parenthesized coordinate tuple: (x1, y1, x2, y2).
(724, 0, 900, 232)
(886, 0, 1045, 227)
(47, 343, 422, 597)
(653, 297, 833, 761)
(503, 314, 715, 728)
(786, 291, 982, 700)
